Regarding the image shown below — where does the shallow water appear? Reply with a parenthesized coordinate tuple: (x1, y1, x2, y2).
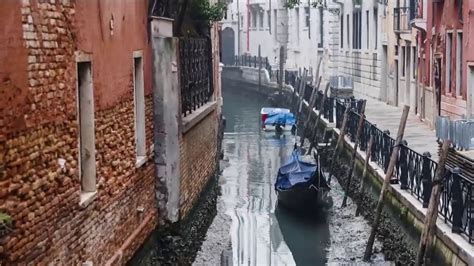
(194, 87, 389, 265)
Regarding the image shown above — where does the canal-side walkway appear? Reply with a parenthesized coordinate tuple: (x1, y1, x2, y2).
(355, 92, 439, 161)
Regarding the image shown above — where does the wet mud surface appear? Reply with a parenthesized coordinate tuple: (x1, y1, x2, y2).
(194, 88, 395, 265)
(318, 145, 417, 265)
(129, 176, 220, 265)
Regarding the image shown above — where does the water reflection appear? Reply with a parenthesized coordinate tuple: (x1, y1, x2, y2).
(221, 88, 330, 265)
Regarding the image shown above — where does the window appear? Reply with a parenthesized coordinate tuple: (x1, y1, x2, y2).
(346, 14, 350, 48)
(305, 7, 310, 28)
(374, 8, 378, 50)
(241, 15, 244, 28)
(259, 10, 264, 29)
(274, 9, 278, 41)
(401, 46, 406, 77)
(268, 10, 271, 33)
(340, 15, 344, 48)
(296, 8, 300, 44)
(366, 10, 369, 49)
(305, 7, 311, 39)
(318, 8, 323, 48)
(456, 32, 463, 96)
(252, 10, 257, 28)
(352, 11, 362, 49)
(77, 60, 97, 202)
(133, 54, 146, 167)
(446, 32, 453, 94)
(412, 47, 417, 80)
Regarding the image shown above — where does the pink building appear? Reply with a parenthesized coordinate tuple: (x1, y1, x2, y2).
(416, 0, 472, 121)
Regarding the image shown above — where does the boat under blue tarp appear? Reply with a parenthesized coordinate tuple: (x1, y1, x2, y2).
(264, 112, 296, 126)
(275, 150, 330, 212)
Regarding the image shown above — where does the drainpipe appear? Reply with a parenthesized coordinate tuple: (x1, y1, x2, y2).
(247, 0, 250, 53)
(237, 0, 240, 55)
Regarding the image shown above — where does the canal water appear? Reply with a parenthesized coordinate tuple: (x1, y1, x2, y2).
(194, 87, 390, 265)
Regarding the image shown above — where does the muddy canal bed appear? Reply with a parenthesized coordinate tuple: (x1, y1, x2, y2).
(194, 88, 392, 265)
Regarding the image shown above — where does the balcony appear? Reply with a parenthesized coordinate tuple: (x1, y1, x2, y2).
(393, 7, 414, 33)
(410, 0, 427, 31)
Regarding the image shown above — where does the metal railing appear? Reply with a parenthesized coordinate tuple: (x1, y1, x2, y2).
(282, 69, 474, 243)
(394, 6, 413, 32)
(179, 38, 213, 116)
(233, 54, 273, 80)
(335, 99, 474, 243)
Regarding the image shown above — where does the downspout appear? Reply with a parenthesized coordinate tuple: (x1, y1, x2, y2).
(247, 0, 250, 52)
(237, 0, 241, 55)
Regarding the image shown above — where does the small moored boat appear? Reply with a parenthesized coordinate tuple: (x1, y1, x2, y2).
(260, 107, 296, 132)
(275, 149, 330, 212)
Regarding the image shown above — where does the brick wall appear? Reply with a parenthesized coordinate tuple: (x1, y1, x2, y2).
(1, 0, 158, 264)
(179, 110, 219, 218)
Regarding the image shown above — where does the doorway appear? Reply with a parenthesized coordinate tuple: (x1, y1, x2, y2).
(381, 45, 388, 102)
(221, 27, 236, 65)
(469, 65, 474, 118)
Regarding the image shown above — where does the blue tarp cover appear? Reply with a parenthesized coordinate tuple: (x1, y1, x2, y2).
(264, 112, 296, 125)
(275, 150, 317, 191)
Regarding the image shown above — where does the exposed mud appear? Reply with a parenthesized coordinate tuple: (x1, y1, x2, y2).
(318, 144, 417, 265)
(129, 175, 220, 266)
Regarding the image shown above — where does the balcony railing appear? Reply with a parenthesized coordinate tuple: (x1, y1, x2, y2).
(394, 6, 414, 33)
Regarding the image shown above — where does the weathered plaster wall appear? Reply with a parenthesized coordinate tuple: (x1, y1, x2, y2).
(75, 0, 153, 109)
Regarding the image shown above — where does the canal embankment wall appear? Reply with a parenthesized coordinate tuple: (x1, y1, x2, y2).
(299, 90, 474, 266)
(225, 65, 474, 265)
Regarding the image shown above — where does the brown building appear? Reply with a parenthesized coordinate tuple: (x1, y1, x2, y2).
(0, 0, 222, 264)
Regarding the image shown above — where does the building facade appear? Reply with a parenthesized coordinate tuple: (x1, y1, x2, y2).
(416, 0, 469, 124)
(221, 0, 340, 79)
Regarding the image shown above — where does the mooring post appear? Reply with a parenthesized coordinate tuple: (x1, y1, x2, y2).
(341, 101, 366, 208)
(300, 77, 322, 148)
(297, 69, 308, 120)
(278, 46, 284, 102)
(327, 106, 351, 184)
(363, 105, 410, 261)
(415, 140, 451, 266)
(356, 133, 374, 216)
(306, 83, 330, 155)
(258, 45, 262, 92)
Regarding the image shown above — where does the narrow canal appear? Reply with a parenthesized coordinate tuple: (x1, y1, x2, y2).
(194, 86, 390, 265)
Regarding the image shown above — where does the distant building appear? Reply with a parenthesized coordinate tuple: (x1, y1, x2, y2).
(221, 0, 340, 81)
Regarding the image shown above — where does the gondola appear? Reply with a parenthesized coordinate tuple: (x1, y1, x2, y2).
(275, 148, 331, 212)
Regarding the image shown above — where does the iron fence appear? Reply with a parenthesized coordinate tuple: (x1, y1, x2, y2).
(179, 38, 213, 116)
(233, 55, 273, 79)
(335, 99, 474, 243)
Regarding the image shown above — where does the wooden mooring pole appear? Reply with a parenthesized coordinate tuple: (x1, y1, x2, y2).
(363, 105, 410, 261)
(299, 76, 322, 148)
(258, 45, 262, 92)
(278, 46, 284, 102)
(355, 134, 374, 216)
(341, 101, 366, 207)
(415, 140, 451, 266)
(306, 83, 330, 155)
(327, 106, 350, 184)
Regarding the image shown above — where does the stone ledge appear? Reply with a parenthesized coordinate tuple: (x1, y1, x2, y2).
(182, 101, 217, 134)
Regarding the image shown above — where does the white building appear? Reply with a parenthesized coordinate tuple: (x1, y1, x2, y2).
(222, 0, 422, 112)
(221, 0, 340, 81)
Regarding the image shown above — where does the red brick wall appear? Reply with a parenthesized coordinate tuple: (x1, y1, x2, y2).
(0, 0, 158, 264)
(179, 110, 219, 218)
